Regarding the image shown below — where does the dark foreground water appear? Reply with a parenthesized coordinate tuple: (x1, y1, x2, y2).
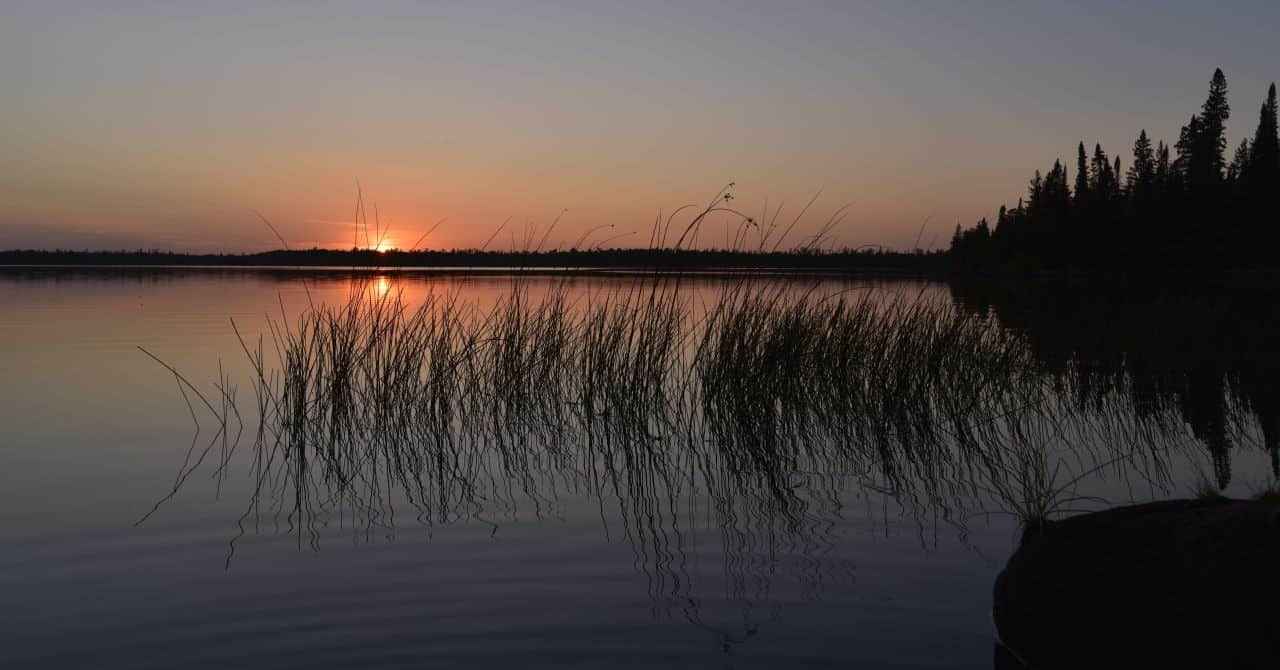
(2, 269, 1276, 668)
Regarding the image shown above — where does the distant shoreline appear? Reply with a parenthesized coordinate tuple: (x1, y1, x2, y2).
(0, 248, 946, 276)
(6, 249, 1277, 284)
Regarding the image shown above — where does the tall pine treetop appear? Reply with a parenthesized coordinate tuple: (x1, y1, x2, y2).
(1075, 142, 1091, 203)
(1249, 83, 1279, 181)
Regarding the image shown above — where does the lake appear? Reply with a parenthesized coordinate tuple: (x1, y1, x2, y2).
(3, 269, 1276, 668)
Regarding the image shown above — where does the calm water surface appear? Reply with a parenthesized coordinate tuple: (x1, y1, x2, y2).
(2, 270, 1274, 668)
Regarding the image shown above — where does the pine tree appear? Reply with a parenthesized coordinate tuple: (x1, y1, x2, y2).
(1175, 114, 1201, 181)
(1113, 156, 1123, 199)
(1075, 141, 1091, 204)
(1155, 141, 1171, 190)
(1039, 159, 1070, 210)
(1228, 138, 1250, 183)
(1128, 129, 1155, 196)
(1090, 144, 1106, 193)
(1028, 170, 1044, 209)
(1090, 144, 1116, 201)
(1190, 68, 1230, 188)
(1248, 83, 1279, 185)
(1243, 83, 1279, 259)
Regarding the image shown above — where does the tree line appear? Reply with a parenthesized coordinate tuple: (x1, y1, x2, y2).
(951, 69, 1279, 272)
(0, 246, 945, 274)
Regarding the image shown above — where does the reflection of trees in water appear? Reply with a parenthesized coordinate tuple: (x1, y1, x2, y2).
(951, 281, 1280, 487)
(149, 278, 1276, 638)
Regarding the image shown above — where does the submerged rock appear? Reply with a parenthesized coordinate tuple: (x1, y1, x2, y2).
(993, 499, 1280, 668)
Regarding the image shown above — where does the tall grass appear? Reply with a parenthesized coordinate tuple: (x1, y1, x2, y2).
(147, 272, 1271, 583)
(135, 273, 1280, 609)
(198, 277, 1153, 527)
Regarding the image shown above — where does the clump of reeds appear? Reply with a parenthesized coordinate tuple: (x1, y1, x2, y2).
(149, 270, 1256, 557)
(207, 276, 1045, 530)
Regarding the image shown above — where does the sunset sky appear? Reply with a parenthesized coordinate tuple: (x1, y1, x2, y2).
(3, 1, 1278, 252)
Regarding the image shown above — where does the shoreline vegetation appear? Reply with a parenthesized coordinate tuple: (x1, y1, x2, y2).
(0, 247, 944, 274)
(1, 180, 948, 275)
(5, 248, 1279, 283)
(952, 69, 1279, 272)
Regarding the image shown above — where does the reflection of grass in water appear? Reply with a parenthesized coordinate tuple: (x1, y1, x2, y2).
(144, 277, 1273, 582)
(227, 277, 1035, 611)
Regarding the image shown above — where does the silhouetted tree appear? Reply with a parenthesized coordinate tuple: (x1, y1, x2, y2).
(1075, 142, 1091, 204)
(1188, 68, 1230, 191)
(1042, 160, 1071, 210)
(1247, 83, 1279, 188)
(1242, 82, 1280, 259)
(949, 68, 1278, 273)
(1228, 138, 1250, 184)
(1127, 130, 1155, 196)
(1175, 114, 1201, 183)
(1154, 141, 1172, 191)
(1112, 156, 1123, 199)
(1090, 144, 1117, 204)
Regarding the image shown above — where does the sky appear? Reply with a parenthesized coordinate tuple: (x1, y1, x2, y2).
(2, 1, 1279, 253)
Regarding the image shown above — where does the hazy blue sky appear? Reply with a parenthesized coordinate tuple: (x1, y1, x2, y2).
(3, 1, 1278, 251)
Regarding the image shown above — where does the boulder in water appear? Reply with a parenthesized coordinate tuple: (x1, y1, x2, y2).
(993, 498, 1280, 668)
